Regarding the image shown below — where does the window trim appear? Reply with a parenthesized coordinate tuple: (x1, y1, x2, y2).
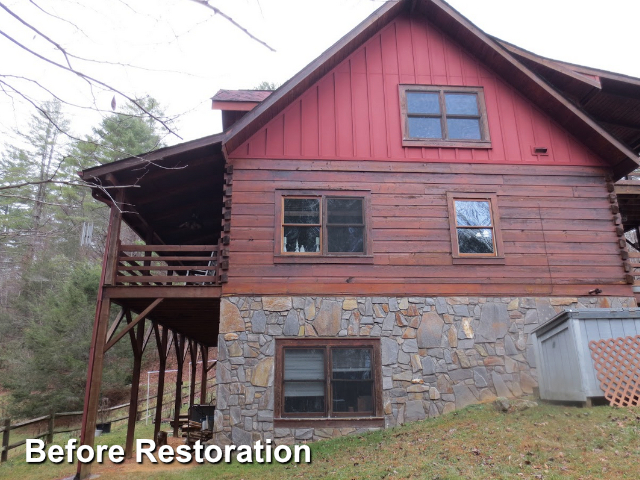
(274, 338, 383, 427)
(274, 190, 373, 264)
(399, 85, 491, 148)
(446, 192, 505, 264)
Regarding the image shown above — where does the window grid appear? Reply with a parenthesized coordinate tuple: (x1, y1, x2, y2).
(275, 339, 382, 421)
(446, 192, 505, 262)
(452, 199, 496, 257)
(399, 85, 491, 148)
(280, 195, 366, 256)
(281, 346, 375, 417)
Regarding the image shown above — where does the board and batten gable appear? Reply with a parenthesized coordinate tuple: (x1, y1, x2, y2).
(222, 12, 630, 298)
(228, 13, 605, 166)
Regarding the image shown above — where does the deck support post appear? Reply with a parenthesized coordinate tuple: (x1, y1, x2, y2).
(78, 190, 123, 480)
(189, 340, 198, 408)
(125, 320, 145, 459)
(199, 344, 208, 404)
(153, 325, 169, 442)
(172, 333, 185, 437)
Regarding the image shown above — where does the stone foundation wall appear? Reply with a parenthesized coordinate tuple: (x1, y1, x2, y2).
(213, 295, 635, 445)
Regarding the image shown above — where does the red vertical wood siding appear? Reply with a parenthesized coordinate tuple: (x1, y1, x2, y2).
(229, 14, 605, 168)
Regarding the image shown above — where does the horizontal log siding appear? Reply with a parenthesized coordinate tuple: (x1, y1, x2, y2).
(224, 159, 631, 297)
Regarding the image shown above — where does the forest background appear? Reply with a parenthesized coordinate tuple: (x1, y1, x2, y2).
(0, 97, 171, 419)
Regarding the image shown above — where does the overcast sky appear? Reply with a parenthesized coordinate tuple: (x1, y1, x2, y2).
(1, 0, 638, 152)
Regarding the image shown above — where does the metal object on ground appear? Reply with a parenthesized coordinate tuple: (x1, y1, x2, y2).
(531, 308, 640, 404)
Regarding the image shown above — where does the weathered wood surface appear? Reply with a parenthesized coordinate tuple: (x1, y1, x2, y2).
(116, 245, 219, 286)
(224, 159, 631, 297)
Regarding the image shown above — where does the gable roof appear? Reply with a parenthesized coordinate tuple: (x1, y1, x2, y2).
(222, 0, 640, 179)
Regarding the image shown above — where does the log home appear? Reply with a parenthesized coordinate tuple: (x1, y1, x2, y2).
(77, 0, 640, 474)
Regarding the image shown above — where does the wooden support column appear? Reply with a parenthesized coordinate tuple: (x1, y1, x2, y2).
(172, 333, 185, 437)
(153, 325, 169, 442)
(125, 320, 145, 459)
(78, 189, 123, 480)
(189, 340, 198, 408)
(199, 344, 208, 404)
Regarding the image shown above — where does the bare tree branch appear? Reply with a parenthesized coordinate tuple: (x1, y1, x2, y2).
(0, 193, 73, 207)
(188, 0, 275, 52)
(0, 29, 181, 138)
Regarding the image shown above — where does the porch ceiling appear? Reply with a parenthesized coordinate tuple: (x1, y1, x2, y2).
(80, 135, 226, 246)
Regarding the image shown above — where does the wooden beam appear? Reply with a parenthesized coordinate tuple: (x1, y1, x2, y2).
(78, 190, 123, 480)
(105, 309, 125, 345)
(189, 340, 198, 409)
(199, 345, 208, 404)
(153, 325, 169, 442)
(104, 298, 163, 353)
(172, 332, 185, 438)
(141, 324, 154, 355)
(125, 309, 139, 357)
(125, 320, 145, 459)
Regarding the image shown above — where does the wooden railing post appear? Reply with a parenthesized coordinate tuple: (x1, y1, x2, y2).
(46, 412, 54, 444)
(1, 418, 10, 463)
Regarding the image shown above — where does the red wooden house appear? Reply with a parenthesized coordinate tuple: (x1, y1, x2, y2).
(77, 0, 640, 474)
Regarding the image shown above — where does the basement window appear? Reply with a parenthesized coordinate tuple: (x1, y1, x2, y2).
(399, 85, 491, 148)
(274, 338, 383, 426)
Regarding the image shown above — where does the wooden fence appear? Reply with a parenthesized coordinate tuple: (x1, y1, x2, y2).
(0, 382, 210, 463)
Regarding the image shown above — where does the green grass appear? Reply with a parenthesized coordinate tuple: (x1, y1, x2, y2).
(1, 403, 639, 480)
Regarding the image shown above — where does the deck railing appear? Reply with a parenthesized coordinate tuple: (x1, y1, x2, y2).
(115, 244, 219, 286)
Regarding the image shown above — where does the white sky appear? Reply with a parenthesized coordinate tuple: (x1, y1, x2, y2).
(1, 0, 639, 152)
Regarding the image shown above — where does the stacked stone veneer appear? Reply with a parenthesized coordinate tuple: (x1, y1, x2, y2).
(213, 295, 635, 445)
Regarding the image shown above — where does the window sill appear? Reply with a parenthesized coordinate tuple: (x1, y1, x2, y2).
(452, 256, 506, 265)
(402, 139, 492, 148)
(274, 417, 385, 428)
(274, 255, 374, 265)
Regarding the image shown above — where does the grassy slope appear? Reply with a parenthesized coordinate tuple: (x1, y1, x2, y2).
(1, 403, 638, 480)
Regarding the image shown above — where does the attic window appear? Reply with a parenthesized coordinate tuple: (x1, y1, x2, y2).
(399, 85, 491, 148)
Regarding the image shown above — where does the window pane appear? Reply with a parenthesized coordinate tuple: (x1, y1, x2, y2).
(327, 198, 363, 224)
(332, 381, 373, 413)
(284, 382, 325, 413)
(332, 349, 372, 380)
(447, 118, 482, 140)
(407, 92, 440, 114)
(445, 93, 479, 115)
(457, 228, 494, 254)
(455, 200, 492, 227)
(284, 349, 324, 380)
(283, 226, 320, 253)
(408, 117, 442, 139)
(284, 349, 325, 414)
(327, 226, 364, 253)
(283, 198, 320, 224)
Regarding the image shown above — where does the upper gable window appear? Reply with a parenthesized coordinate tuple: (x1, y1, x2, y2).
(399, 85, 491, 148)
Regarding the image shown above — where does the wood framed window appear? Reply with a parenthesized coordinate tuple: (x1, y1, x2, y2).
(399, 85, 491, 148)
(446, 192, 505, 264)
(275, 190, 373, 264)
(274, 338, 383, 427)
